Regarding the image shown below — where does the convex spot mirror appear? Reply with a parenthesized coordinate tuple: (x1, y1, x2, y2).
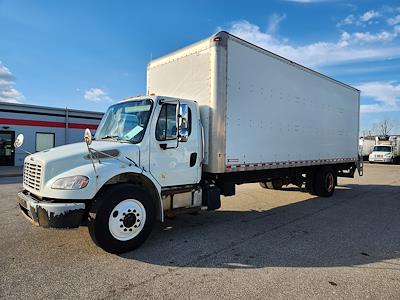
(14, 134, 24, 148)
(84, 128, 92, 146)
(178, 103, 189, 142)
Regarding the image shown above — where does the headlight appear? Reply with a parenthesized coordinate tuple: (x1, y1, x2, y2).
(51, 176, 89, 190)
(384, 153, 392, 158)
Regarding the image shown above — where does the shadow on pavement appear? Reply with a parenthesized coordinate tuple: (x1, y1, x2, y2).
(121, 183, 400, 270)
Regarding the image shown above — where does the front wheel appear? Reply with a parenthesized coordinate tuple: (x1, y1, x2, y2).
(88, 184, 155, 254)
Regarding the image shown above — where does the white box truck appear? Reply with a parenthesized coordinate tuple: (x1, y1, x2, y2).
(16, 32, 362, 253)
(369, 136, 400, 163)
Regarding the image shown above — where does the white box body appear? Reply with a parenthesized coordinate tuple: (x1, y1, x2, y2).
(147, 32, 360, 174)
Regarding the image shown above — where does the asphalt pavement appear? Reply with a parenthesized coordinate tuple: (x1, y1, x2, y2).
(1, 164, 399, 299)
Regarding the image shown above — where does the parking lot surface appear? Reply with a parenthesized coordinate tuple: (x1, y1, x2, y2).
(1, 164, 400, 299)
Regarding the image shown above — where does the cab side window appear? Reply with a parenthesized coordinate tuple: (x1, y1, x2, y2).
(156, 104, 177, 141)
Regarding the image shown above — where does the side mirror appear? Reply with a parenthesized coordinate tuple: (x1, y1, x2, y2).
(14, 134, 24, 148)
(179, 128, 189, 142)
(84, 128, 92, 146)
(178, 103, 189, 142)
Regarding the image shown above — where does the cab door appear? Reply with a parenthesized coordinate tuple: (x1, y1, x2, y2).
(149, 99, 200, 187)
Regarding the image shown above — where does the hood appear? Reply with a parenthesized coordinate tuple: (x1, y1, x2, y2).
(370, 151, 391, 156)
(26, 141, 140, 181)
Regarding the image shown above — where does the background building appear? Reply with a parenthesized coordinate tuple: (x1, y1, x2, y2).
(0, 102, 103, 166)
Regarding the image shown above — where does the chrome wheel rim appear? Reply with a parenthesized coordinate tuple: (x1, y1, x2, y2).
(326, 173, 334, 192)
(108, 199, 146, 241)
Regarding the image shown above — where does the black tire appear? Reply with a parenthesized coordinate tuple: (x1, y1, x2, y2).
(260, 179, 283, 190)
(270, 179, 283, 190)
(313, 167, 336, 197)
(88, 184, 155, 254)
(305, 175, 315, 195)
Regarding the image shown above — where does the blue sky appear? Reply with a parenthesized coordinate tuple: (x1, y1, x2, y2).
(0, 0, 399, 134)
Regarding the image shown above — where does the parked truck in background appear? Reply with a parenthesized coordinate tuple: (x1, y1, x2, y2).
(359, 137, 376, 159)
(16, 32, 362, 253)
(369, 136, 400, 163)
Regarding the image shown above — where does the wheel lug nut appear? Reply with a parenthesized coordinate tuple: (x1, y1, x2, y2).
(124, 229, 127, 232)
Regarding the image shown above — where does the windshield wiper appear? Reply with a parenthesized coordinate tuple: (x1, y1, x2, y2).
(100, 135, 120, 141)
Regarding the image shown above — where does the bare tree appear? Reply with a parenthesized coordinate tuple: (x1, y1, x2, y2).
(374, 118, 395, 137)
(361, 129, 374, 138)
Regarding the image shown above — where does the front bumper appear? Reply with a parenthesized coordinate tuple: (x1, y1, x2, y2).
(369, 157, 392, 163)
(17, 191, 86, 228)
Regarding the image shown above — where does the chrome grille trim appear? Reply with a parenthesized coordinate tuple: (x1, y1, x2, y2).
(23, 162, 43, 192)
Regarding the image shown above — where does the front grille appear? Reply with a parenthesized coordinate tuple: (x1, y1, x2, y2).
(376, 155, 383, 158)
(23, 162, 43, 192)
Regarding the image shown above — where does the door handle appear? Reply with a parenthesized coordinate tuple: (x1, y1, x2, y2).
(190, 152, 197, 167)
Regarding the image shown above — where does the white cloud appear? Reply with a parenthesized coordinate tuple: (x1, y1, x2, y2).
(225, 20, 400, 68)
(267, 13, 286, 34)
(357, 81, 400, 113)
(84, 88, 111, 102)
(351, 30, 398, 43)
(360, 10, 380, 22)
(338, 9, 386, 27)
(388, 15, 400, 26)
(338, 14, 356, 26)
(0, 62, 24, 103)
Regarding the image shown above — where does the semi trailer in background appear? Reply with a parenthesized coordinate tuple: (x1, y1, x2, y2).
(16, 32, 362, 253)
(359, 137, 376, 159)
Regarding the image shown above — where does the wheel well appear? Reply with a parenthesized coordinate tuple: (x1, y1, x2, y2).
(98, 173, 162, 221)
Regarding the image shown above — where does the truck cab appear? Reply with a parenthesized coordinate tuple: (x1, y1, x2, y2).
(17, 95, 207, 253)
(369, 145, 394, 163)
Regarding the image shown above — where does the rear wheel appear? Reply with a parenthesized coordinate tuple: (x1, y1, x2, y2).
(313, 167, 336, 197)
(88, 184, 155, 254)
(259, 179, 283, 190)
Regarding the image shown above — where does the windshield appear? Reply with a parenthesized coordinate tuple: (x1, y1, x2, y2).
(373, 146, 392, 152)
(95, 99, 153, 143)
